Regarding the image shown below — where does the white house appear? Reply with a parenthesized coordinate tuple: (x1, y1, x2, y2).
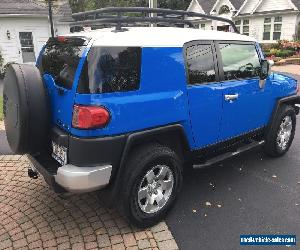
(0, 0, 72, 65)
(187, 0, 300, 43)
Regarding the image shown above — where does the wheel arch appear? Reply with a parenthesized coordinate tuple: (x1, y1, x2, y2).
(268, 95, 300, 134)
(108, 124, 190, 203)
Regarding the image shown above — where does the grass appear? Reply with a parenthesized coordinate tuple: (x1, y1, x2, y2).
(0, 96, 3, 121)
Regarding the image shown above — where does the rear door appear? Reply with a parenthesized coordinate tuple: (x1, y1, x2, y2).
(185, 41, 223, 149)
(38, 37, 90, 131)
(216, 41, 273, 140)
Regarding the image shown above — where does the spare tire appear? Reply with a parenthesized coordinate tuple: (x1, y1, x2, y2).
(3, 64, 49, 154)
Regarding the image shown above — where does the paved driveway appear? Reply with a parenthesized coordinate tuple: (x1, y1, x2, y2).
(166, 71, 300, 250)
(0, 153, 178, 250)
(166, 115, 300, 250)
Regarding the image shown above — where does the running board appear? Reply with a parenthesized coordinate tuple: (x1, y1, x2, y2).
(193, 140, 265, 169)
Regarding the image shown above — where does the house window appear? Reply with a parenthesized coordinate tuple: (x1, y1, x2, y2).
(235, 20, 241, 33)
(19, 32, 36, 63)
(274, 16, 282, 22)
(219, 5, 230, 15)
(200, 23, 206, 29)
(242, 20, 249, 36)
(273, 16, 282, 40)
(263, 17, 271, 40)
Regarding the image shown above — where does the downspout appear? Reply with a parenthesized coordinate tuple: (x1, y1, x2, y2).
(48, 0, 55, 37)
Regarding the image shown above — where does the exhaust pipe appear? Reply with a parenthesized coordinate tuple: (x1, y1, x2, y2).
(28, 166, 38, 179)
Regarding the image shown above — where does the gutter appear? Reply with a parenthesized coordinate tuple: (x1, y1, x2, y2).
(0, 14, 48, 18)
(0, 13, 71, 25)
(233, 10, 300, 18)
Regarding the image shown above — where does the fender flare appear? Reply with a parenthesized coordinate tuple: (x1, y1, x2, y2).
(108, 124, 190, 203)
(267, 95, 300, 134)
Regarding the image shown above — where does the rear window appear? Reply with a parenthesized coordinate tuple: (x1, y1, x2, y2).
(77, 47, 141, 94)
(39, 37, 87, 89)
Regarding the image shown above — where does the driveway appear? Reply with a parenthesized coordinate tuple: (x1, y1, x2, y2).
(272, 65, 300, 75)
(166, 70, 300, 250)
(0, 156, 178, 250)
(166, 115, 300, 250)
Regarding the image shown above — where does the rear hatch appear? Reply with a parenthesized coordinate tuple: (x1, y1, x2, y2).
(37, 36, 90, 132)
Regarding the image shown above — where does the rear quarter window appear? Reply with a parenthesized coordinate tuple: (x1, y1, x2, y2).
(39, 38, 86, 89)
(78, 47, 141, 94)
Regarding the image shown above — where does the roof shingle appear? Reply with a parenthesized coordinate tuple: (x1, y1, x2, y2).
(229, 0, 244, 10)
(196, 0, 300, 14)
(195, 0, 216, 14)
(291, 0, 300, 9)
(0, 0, 72, 17)
(196, 0, 244, 14)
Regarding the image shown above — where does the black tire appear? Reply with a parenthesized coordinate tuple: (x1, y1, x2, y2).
(121, 143, 183, 228)
(3, 64, 49, 154)
(264, 104, 296, 157)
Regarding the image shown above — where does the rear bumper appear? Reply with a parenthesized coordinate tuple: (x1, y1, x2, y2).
(27, 126, 126, 193)
(28, 152, 113, 193)
(55, 164, 112, 192)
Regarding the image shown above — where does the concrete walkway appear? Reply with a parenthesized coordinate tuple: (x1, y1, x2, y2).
(272, 65, 300, 75)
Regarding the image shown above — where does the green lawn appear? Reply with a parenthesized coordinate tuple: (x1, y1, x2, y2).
(0, 96, 3, 121)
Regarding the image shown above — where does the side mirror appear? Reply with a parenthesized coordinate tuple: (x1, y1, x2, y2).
(260, 60, 270, 80)
(268, 59, 274, 67)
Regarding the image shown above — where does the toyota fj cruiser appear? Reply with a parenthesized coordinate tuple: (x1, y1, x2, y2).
(3, 8, 300, 227)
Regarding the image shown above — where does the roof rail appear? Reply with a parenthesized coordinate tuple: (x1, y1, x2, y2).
(70, 7, 239, 33)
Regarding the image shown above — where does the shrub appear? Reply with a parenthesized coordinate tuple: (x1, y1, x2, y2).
(261, 43, 272, 53)
(0, 62, 14, 79)
(276, 50, 295, 58)
(262, 40, 300, 57)
(278, 40, 300, 50)
(265, 48, 295, 58)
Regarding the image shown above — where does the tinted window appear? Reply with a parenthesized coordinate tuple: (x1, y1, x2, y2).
(186, 44, 216, 85)
(78, 47, 141, 94)
(40, 39, 86, 89)
(219, 43, 261, 81)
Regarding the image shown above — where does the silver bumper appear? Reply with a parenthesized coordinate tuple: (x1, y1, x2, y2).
(55, 164, 112, 193)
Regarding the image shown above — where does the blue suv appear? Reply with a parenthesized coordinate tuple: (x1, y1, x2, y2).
(3, 8, 300, 227)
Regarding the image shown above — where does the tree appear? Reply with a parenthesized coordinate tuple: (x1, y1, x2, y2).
(68, 0, 191, 13)
(159, 0, 190, 10)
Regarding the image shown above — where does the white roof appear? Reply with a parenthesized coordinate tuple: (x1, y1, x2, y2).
(66, 27, 256, 47)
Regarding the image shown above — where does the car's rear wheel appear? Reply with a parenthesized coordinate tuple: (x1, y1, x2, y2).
(121, 143, 183, 228)
(3, 64, 49, 154)
(264, 105, 296, 157)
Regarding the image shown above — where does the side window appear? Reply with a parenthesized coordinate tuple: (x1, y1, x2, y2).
(219, 43, 261, 81)
(78, 47, 141, 94)
(41, 42, 85, 89)
(185, 44, 216, 85)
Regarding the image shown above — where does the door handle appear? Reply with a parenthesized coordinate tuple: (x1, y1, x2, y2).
(225, 94, 239, 101)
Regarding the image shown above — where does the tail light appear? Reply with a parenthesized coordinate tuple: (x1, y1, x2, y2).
(72, 105, 110, 129)
(57, 36, 66, 42)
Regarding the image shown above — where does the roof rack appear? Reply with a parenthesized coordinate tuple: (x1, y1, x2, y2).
(71, 7, 239, 33)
